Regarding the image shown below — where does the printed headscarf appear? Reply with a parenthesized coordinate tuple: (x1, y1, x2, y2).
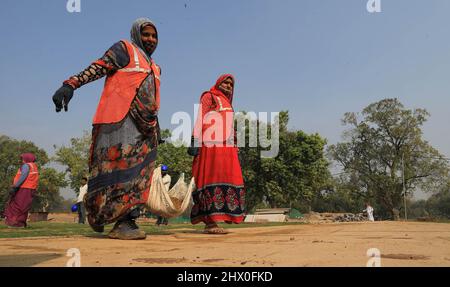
(130, 17, 158, 61)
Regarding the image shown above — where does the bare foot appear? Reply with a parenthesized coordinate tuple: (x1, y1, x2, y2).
(204, 223, 228, 235)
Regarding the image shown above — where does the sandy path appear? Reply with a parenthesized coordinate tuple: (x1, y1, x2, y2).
(1, 221, 449, 267)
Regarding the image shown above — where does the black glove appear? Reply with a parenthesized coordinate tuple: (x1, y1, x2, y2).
(187, 146, 199, 156)
(187, 136, 200, 156)
(52, 84, 74, 112)
(9, 186, 19, 197)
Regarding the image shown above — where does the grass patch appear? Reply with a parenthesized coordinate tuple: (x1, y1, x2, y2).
(0, 222, 98, 238)
(0, 221, 305, 239)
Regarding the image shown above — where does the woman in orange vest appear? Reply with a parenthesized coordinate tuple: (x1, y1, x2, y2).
(188, 75, 246, 234)
(4, 153, 39, 228)
(51, 18, 161, 240)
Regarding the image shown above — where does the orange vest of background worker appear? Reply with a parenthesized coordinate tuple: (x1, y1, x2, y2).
(13, 162, 39, 190)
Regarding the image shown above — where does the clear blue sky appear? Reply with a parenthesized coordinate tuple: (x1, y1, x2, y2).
(1, 0, 449, 199)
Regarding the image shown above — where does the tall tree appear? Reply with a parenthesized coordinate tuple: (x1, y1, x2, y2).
(32, 168, 67, 212)
(328, 98, 449, 218)
(237, 111, 332, 212)
(424, 179, 450, 218)
(53, 131, 90, 195)
(311, 174, 367, 213)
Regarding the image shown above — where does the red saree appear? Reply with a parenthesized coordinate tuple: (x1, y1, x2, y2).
(190, 74, 246, 225)
(4, 188, 36, 227)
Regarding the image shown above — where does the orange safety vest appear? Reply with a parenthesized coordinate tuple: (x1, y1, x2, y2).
(92, 40, 161, 124)
(13, 162, 39, 190)
(199, 92, 234, 144)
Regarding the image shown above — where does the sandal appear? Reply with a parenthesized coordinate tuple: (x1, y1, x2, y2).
(203, 226, 229, 235)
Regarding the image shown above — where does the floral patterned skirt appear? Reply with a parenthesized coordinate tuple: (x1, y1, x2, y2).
(190, 146, 246, 225)
(85, 114, 158, 228)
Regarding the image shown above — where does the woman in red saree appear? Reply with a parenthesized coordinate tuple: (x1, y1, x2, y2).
(4, 153, 39, 228)
(189, 74, 245, 234)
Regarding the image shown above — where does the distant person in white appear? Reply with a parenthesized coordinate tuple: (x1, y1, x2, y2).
(76, 177, 88, 224)
(156, 165, 171, 226)
(363, 203, 375, 222)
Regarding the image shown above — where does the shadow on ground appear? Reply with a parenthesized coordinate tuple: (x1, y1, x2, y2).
(0, 253, 62, 267)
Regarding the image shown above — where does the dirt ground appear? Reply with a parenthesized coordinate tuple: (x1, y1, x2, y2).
(1, 221, 450, 267)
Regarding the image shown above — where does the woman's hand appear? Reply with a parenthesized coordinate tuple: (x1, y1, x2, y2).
(187, 136, 200, 156)
(52, 84, 74, 112)
(9, 186, 19, 197)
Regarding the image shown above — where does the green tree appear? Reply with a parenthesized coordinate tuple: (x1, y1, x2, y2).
(53, 131, 91, 195)
(156, 129, 193, 181)
(237, 111, 332, 212)
(424, 180, 450, 219)
(32, 168, 67, 212)
(311, 175, 366, 213)
(328, 98, 449, 219)
(0, 135, 67, 212)
(408, 199, 429, 219)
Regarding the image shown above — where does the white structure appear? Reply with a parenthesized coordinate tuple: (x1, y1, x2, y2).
(244, 208, 290, 223)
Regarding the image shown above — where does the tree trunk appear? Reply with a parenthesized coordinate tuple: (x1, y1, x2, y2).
(392, 208, 400, 221)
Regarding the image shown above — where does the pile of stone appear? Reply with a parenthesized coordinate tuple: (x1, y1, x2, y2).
(299, 212, 368, 223)
(300, 212, 337, 223)
(333, 213, 367, 222)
